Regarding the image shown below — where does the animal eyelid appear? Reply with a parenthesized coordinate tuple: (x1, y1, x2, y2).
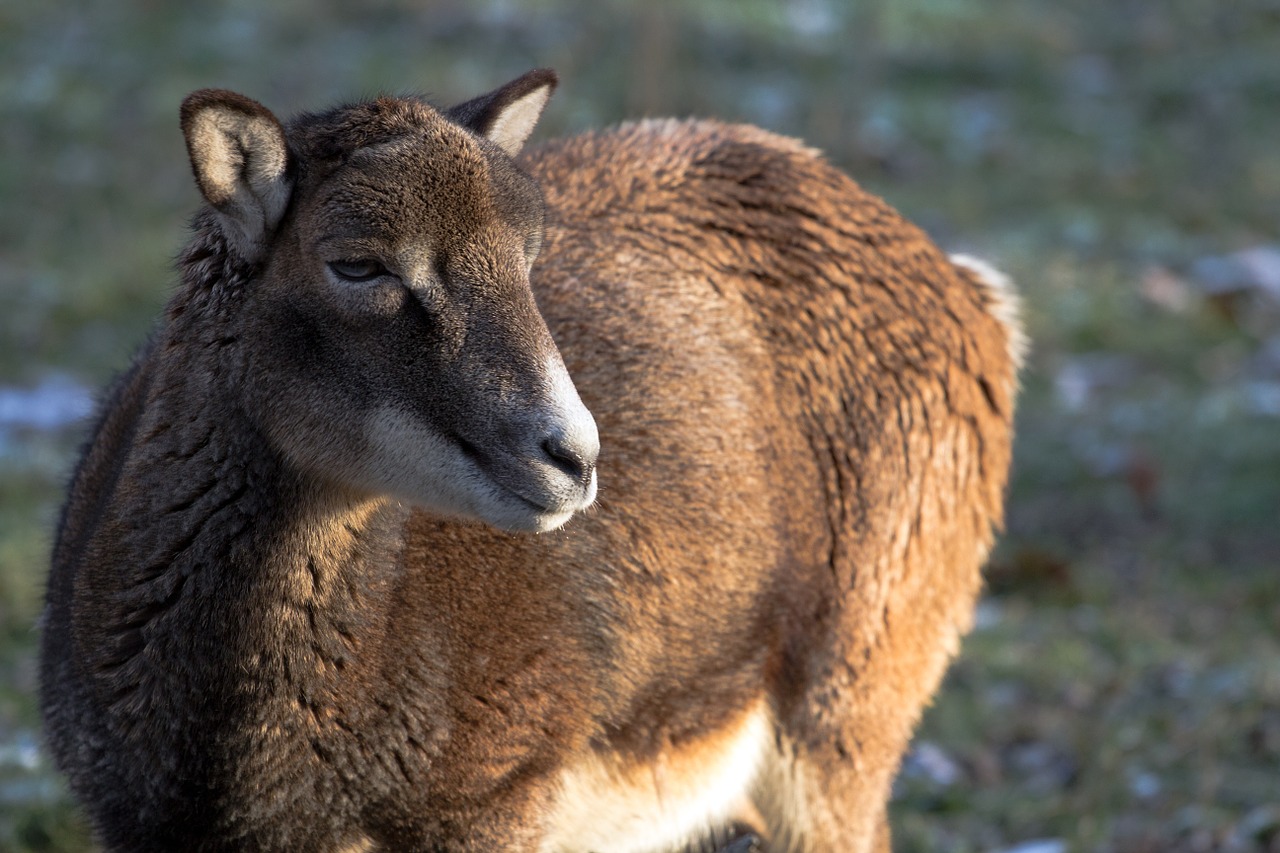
(327, 259, 391, 283)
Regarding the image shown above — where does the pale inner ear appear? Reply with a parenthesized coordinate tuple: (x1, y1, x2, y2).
(484, 84, 553, 157)
(186, 107, 291, 260)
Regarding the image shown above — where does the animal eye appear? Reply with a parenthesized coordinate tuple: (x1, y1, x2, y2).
(328, 259, 390, 283)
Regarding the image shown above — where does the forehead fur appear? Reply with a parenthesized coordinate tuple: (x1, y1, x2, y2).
(276, 93, 544, 255)
(287, 96, 464, 166)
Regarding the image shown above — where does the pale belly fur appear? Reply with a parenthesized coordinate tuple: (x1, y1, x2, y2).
(539, 698, 772, 853)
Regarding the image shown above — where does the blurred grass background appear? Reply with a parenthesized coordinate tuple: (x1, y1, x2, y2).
(2, 1, 1278, 851)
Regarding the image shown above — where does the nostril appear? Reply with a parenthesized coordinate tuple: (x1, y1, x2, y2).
(541, 434, 595, 484)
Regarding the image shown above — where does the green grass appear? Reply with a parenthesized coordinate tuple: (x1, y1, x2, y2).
(2, 0, 1278, 850)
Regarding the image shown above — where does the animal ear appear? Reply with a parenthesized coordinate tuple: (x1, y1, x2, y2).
(447, 69, 558, 157)
(180, 89, 292, 262)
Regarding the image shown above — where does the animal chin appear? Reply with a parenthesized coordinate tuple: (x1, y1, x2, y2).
(466, 483, 572, 533)
(478, 463, 596, 534)
(504, 504, 578, 534)
(456, 441, 594, 533)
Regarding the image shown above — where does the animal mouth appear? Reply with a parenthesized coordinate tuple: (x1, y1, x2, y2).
(451, 432, 587, 518)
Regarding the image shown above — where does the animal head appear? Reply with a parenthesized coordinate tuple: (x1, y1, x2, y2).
(178, 70, 598, 532)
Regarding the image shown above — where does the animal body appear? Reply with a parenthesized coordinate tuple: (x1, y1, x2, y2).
(40, 69, 1023, 852)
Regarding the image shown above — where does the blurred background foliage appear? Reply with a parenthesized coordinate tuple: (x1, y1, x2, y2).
(1, 1, 1278, 851)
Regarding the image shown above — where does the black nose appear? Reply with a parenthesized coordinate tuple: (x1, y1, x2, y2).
(541, 433, 596, 485)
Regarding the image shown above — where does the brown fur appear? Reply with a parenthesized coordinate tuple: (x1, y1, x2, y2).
(41, 72, 1021, 852)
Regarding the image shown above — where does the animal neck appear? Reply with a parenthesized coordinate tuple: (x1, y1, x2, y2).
(84, 286, 405, 726)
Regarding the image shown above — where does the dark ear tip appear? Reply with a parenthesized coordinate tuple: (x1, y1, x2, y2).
(525, 68, 559, 91)
(502, 68, 557, 101)
(180, 89, 278, 134)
